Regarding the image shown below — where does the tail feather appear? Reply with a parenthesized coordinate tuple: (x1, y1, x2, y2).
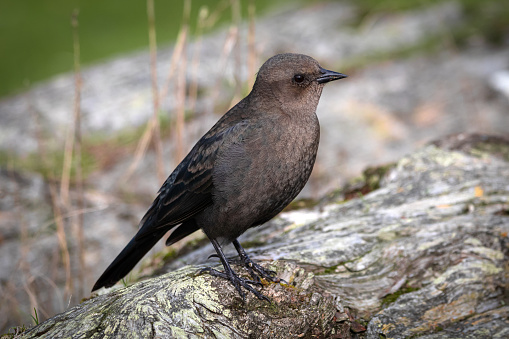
(92, 231, 166, 291)
(165, 220, 200, 247)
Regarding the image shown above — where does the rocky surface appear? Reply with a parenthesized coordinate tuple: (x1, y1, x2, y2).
(15, 134, 509, 338)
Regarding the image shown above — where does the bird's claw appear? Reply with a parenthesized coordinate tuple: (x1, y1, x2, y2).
(207, 253, 277, 283)
(240, 257, 283, 284)
(197, 267, 268, 301)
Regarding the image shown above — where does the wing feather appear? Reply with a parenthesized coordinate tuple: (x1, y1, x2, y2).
(135, 119, 248, 240)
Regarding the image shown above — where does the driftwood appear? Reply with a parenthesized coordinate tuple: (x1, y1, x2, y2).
(21, 134, 509, 338)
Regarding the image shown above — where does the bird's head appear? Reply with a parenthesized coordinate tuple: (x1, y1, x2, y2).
(252, 53, 347, 115)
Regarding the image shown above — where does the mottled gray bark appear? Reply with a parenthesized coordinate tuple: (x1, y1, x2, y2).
(20, 263, 336, 339)
(21, 134, 509, 338)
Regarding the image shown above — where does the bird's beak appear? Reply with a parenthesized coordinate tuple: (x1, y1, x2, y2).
(316, 68, 348, 84)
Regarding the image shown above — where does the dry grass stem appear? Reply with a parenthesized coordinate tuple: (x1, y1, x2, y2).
(125, 0, 239, 182)
(22, 277, 43, 319)
(209, 26, 238, 114)
(159, 8, 189, 104)
(123, 114, 157, 182)
(0, 283, 20, 329)
(188, 6, 208, 115)
(230, 0, 242, 107)
(9, 161, 40, 327)
(71, 9, 86, 298)
(174, 0, 191, 162)
(247, 0, 257, 89)
(147, 0, 165, 184)
(48, 182, 73, 302)
(203, 0, 230, 29)
(60, 105, 75, 205)
(123, 0, 166, 184)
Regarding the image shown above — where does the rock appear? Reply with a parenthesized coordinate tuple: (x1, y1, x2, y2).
(16, 133, 509, 338)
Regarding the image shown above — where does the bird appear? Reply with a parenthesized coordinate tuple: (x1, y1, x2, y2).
(92, 53, 347, 300)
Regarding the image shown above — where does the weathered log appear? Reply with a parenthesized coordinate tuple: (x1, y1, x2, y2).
(20, 262, 337, 338)
(20, 134, 509, 338)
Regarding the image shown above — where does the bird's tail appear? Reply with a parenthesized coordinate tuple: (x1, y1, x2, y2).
(91, 230, 166, 291)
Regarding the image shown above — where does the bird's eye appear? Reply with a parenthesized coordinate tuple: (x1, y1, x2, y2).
(293, 74, 305, 83)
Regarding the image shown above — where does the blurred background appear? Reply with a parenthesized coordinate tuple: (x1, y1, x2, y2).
(1, 0, 508, 333)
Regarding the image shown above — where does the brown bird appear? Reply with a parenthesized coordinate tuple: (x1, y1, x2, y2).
(92, 53, 347, 300)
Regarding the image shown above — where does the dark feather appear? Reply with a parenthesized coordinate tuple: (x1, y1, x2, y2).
(165, 220, 200, 247)
(92, 118, 248, 291)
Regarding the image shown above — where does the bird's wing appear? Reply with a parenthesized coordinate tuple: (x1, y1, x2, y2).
(134, 120, 248, 240)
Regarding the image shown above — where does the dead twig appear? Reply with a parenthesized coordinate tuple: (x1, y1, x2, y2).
(174, 0, 191, 162)
(71, 8, 86, 299)
(147, 0, 165, 183)
(229, 0, 242, 108)
(247, 0, 257, 89)
(48, 181, 73, 302)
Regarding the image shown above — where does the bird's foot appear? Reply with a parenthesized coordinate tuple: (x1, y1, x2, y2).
(240, 256, 284, 284)
(207, 254, 283, 285)
(208, 254, 286, 285)
(197, 267, 269, 302)
(231, 240, 286, 285)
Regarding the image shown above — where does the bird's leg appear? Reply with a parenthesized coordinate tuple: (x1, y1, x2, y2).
(198, 238, 269, 302)
(232, 239, 283, 284)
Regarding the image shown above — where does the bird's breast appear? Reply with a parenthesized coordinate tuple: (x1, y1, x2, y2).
(263, 114, 320, 193)
(206, 113, 320, 238)
(240, 114, 320, 217)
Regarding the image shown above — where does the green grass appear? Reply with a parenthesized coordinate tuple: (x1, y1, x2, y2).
(30, 308, 39, 326)
(0, 0, 284, 98)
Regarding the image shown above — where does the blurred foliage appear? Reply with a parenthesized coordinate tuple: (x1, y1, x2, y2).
(0, 0, 282, 98)
(454, 0, 509, 46)
(0, 145, 98, 181)
(0, 109, 173, 180)
(354, 0, 509, 46)
(0, 0, 507, 98)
